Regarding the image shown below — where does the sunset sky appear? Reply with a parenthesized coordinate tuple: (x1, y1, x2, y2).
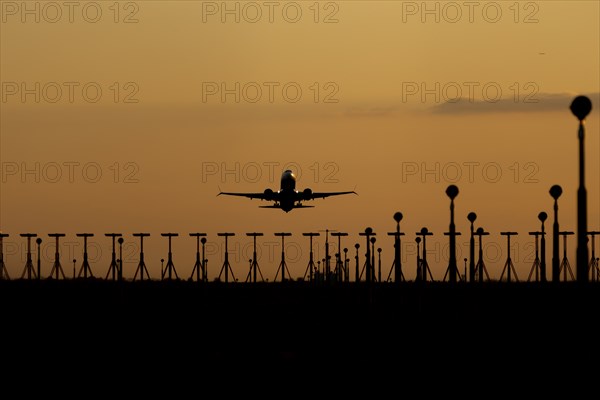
(1, 0, 598, 281)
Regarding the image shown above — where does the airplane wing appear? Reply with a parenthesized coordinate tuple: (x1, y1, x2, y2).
(303, 191, 357, 200)
(218, 191, 276, 200)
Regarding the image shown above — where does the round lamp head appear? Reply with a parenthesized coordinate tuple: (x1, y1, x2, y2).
(354, 243, 360, 249)
(36, 238, 42, 245)
(476, 227, 484, 235)
(344, 247, 348, 253)
(446, 185, 459, 200)
(201, 237, 207, 244)
(415, 237, 421, 244)
(118, 238, 124, 244)
(370, 237, 376, 244)
(549, 184, 563, 200)
(365, 227, 373, 235)
(420, 227, 429, 235)
(377, 248, 382, 253)
(570, 95, 592, 121)
(161, 258, 164, 263)
(393, 212, 403, 223)
(467, 212, 477, 223)
(538, 211, 548, 222)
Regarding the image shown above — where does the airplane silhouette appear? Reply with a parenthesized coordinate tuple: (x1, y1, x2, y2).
(218, 169, 357, 213)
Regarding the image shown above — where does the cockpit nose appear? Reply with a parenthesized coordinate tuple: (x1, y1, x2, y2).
(284, 169, 296, 180)
(281, 169, 296, 191)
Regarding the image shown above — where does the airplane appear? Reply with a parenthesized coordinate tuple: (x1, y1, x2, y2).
(218, 169, 357, 213)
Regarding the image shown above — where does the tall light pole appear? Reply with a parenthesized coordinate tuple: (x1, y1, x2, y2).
(446, 185, 459, 283)
(359, 228, 375, 283)
(354, 243, 360, 282)
(550, 184, 562, 283)
(570, 95, 592, 283)
(467, 212, 477, 283)
(117, 237, 124, 281)
(36, 238, 42, 280)
(387, 212, 404, 283)
(538, 212, 548, 282)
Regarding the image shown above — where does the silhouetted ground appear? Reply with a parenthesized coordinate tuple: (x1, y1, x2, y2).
(1, 280, 598, 391)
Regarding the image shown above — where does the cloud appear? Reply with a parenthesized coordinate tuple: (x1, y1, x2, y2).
(430, 92, 600, 115)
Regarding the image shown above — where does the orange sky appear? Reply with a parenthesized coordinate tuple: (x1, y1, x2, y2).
(1, 1, 599, 281)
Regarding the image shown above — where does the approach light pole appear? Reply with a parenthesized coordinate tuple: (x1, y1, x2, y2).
(570, 95, 592, 283)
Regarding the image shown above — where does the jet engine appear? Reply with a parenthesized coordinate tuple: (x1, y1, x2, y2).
(302, 188, 313, 200)
(263, 188, 274, 200)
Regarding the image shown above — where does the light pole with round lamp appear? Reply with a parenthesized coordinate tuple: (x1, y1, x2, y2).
(570, 95, 592, 283)
(550, 184, 562, 283)
(446, 185, 459, 283)
(388, 211, 405, 284)
(538, 212, 548, 282)
(467, 212, 477, 283)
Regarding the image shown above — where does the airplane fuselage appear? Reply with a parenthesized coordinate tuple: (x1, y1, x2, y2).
(278, 170, 297, 212)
